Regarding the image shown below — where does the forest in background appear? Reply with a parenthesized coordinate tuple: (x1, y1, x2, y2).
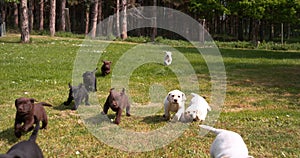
(0, 0, 300, 43)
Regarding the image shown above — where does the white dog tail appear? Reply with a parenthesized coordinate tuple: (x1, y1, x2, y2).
(199, 125, 226, 135)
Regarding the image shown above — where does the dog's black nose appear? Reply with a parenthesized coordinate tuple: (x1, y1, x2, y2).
(174, 99, 177, 102)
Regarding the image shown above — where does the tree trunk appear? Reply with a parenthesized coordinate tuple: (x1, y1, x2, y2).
(151, 0, 157, 42)
(237, 16, 243, 41)
(85, 7, 89, 34)
(121, 0, 127, 40)
(20, 0, 30, 43)
(65, 8, 71, 32)
(90, 0, 99, 38)
(13, 2, 19, 29)
(49, 0, 56, 37)
(28, 0, 34, 32)
(39, 0, 44, 30)
(96, 0, 102, 36)
(59, 0, 66, 31)
(116, 0, 120, 37)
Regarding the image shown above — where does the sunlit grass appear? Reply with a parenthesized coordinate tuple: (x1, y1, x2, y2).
(0, 34, 299, 157)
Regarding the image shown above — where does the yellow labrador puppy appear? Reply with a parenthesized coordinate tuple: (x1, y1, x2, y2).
(163, 90, 186, 121)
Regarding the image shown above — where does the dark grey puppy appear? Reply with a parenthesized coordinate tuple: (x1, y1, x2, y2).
(101, 60, 112, 76)
(82, 68, 98, 92)
(64, 83, 90, 110)
(101, 88, 131, 124)
(0, 116, 44, 158)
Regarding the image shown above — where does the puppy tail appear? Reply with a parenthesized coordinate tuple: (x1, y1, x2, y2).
(199, 125, 225, 135)
(207, 105, 212, 111)
(29, 116, 40, 142)
(40, 102, 52, 107)
(93, 67, 98, 72)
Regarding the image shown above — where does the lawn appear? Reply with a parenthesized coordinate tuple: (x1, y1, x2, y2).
(0, 34, 299, 157)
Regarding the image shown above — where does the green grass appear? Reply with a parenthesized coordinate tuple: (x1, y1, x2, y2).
(0, 34, 299, 157)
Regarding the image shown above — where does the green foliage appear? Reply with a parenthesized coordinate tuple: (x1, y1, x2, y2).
(189, 0, 229, 18)
(215, 40, 300, 50)
(123, 36, 151, 43)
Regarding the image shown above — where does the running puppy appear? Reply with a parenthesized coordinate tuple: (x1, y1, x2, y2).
(101, 60, 112, 76)
(101, 88, 131, 125)
(164, 51, 172, 66)
(0, 116, 44, 158)
(184, 93, 211, 122)
(82, 68, 98, 92)
(14, 97, 51, 138)
(163, 90, 186, 121)
(64, 83, 90, 110)
(200, 125, 253, 158)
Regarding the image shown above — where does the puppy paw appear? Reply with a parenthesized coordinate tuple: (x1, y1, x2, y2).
(101, 111, 106, 115)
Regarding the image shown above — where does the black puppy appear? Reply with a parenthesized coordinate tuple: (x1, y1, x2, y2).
(101, 88, 131, 124)
(0, 116, 44, 158)
(82, 68, 98, 92)
(64, 83, 90, 110)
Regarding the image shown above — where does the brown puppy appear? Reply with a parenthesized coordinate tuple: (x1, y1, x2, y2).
(101, 88, 131, 124)
(101, 60, 112, 76)
(14, 97, 52, 138)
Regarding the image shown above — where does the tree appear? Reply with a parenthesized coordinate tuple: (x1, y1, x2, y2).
(85, 2, 90, 34)
(151, 0, 157, 42)
(20, 0, 30, 43)
(59, 0, 67, 31)
(28, 0, 34, 32)
(96, 0, 103, 36)
(116, 0, 120, 37)
(39, 0, 44, 30)
(121, 0, 127, 39)
(13, 2, 18, 29)
(50, 0, 56, 36)
(90, 0, 99, 38)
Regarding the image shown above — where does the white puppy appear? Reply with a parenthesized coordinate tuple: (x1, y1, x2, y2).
(184, 93, 211, 122)
(164, 51, 172, 66)
(200, 125, 253, 158)
(163, 90, 186, 121)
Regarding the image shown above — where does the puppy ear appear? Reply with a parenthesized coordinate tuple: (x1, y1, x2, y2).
(167, 92, 172, 102)
(30, 98, 37, 103)
(121, 88, 126, 95)
(15, 98, 20, 106)
(109, 88, 115, 93)
(182, 93, 187, 101)
(68, 83, 72, 88)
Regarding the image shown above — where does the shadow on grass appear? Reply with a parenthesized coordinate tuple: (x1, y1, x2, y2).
(0, 127, 18, 143)
(141, 115, 166, 124)
(53, 102, 75, 111)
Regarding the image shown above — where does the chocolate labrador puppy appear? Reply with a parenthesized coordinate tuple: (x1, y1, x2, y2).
(82, 68, 98, 92)
(14, 97, 52, 138)
(101, 88, 131, 124)
(101, 60, 112, 76)
(0, 116, 44, 158)
(64, 83, 90, 110)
